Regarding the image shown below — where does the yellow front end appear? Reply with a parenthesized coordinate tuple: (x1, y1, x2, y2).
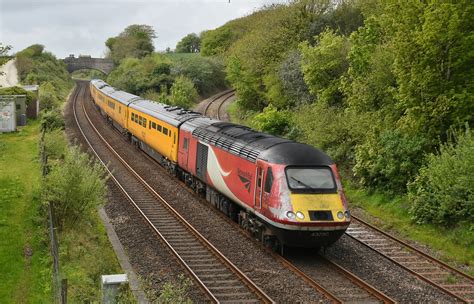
(290, 193, 350, 223)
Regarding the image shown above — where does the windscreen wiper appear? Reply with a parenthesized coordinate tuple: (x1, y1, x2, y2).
(291, 176, 311, 188)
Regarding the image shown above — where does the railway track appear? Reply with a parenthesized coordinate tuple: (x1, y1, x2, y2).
(72, 82, 274, 303)
(203, 89, 235, 120)
(285, 252, 394, 304)
(347, 216, 474, 303)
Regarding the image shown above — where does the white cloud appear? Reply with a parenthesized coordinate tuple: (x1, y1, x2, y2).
(0, 0, 287, 58)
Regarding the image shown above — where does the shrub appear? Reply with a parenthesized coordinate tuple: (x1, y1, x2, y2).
(40, 109, 64, 132)
(42, 146, 107, 230)
(409, 127, 474, 226)
(39, 82, 61, 111)
(169, 76, 198, 109)
(252, 104, 290, 136)
(353, 128, 428, 193)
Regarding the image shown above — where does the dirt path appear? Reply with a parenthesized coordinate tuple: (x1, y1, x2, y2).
(0, 59, 19, 87)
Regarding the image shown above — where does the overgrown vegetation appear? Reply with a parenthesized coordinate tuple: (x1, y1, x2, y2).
(7, 43, 124, 301)
(15, 44, 73, 101)
(194, 0, 473, 268)
(104, 25, 227, 109)
(0, 121, 51, 302)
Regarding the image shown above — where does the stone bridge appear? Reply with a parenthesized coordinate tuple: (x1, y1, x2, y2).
(63, 55, 114, 74)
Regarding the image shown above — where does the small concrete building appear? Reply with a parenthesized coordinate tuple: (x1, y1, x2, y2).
(0, 96, 16, 132)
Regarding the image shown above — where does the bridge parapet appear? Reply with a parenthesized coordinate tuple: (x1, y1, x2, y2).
(63, 55, 114, 74)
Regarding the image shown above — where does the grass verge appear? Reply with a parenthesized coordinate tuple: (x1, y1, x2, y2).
(0, 120, 51, 302)
(345, 182, 473, 276)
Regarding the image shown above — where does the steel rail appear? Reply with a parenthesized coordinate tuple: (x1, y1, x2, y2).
(72, 82, 274, 303)
(83, 82, 395, 303)
(204, 89, 235, 117)
(319, 255, 395, 303)
(216, 92, 236, 121)
(347, 216, 474, 303)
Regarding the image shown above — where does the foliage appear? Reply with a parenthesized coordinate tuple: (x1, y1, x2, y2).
(409, 127, 474, 227)
(0, 86, 34, 104)
(15, 44, 73, 101)
(157, 274, 192, 304)
(252, 104, 290, 136)
(175, 33, 201, 53)
(71, 69, 107, 80)
(42, 146, 107, 230)
(40, 109, 64, 132)
(353, 128, 429, 193)
(169, 75, 198, 109)
(39, 82, 60, 111)
(43, 129, 67, 162)
(171, 55, 226, 95)
(277, 51, 314, 108)
(0, 121, 51, 302)
(0, 43, 11, 56)
(107, 55, 173, 96)
(106, 24, 157, 64)
(300, 29, 350, 107)
(108, 52, 226, 100)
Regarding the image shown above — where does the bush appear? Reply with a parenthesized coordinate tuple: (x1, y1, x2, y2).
(409, 127, 474, 226)
(42, 146, 107, 230)
(252, 104, 290, 136)
(39, 82, 61, 111)
(353, 128, 428, 193)
(40, 109, 64, 132)
(169, 76, 198, 109)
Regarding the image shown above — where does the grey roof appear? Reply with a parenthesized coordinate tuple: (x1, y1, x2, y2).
(90, 79, 201, 127)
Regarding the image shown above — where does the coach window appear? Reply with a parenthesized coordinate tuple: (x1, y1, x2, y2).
(152, 122, 157, 129)
(119, 106, 121, 114)
(173, 133, 176, 144)
(143, 118, 147, 128)
(131, 113, 135, 122)
(163, 127, 168, 136)
(157, 125, 162, 132)
(264, 167, 274, 193)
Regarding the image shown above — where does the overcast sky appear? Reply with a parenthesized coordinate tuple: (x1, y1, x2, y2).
(1, 0, 286, 58)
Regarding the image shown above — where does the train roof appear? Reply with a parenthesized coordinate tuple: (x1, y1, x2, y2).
(129, 100, 201, 127)
(91, 79, 139, 106)
(191, 121, 333, 165)
(91, 79, 201, 127)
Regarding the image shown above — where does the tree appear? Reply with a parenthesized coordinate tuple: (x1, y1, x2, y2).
(170, 76, 198, 109)
(105, 24, 157, 63)
(0, 43, 11, 56)
(175, 33, 201, 53)
(300, 29, 350, 107)
(42, 146, 108, 230)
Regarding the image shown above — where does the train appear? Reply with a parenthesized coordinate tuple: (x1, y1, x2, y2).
(90, 79, 351, 250)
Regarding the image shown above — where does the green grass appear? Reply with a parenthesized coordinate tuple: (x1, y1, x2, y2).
(345, 182, 474, 275)
(0, 120, 51, 303)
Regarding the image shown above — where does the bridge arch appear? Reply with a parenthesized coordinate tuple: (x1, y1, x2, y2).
(63, 55, 114, 75)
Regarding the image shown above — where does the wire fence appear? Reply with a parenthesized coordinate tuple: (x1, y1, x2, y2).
(40, 129, 67, 304)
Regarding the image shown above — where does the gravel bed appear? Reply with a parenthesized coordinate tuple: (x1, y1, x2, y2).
(105, 181, 206, 302)
(64, 83, 208, 302)
(324, 235, 459, 303)
(68, 83, 459, 303)
(81, 83, 329, 303)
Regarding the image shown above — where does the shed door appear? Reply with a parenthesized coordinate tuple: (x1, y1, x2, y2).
(196, 142, 208, 182)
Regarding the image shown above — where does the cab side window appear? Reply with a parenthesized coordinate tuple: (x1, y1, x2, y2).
(264, 167, 273, 193)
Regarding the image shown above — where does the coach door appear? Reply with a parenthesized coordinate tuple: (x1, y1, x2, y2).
(254, 165, 264, 209)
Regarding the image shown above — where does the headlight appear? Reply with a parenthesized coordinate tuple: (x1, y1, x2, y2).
(286, 211, 296, 219)
(296, 211, 305, 220)
(345, 210, 351, 219)
(337, 211, 344, 219)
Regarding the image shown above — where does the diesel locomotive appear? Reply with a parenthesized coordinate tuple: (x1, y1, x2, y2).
(90, 79, 351, 250)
